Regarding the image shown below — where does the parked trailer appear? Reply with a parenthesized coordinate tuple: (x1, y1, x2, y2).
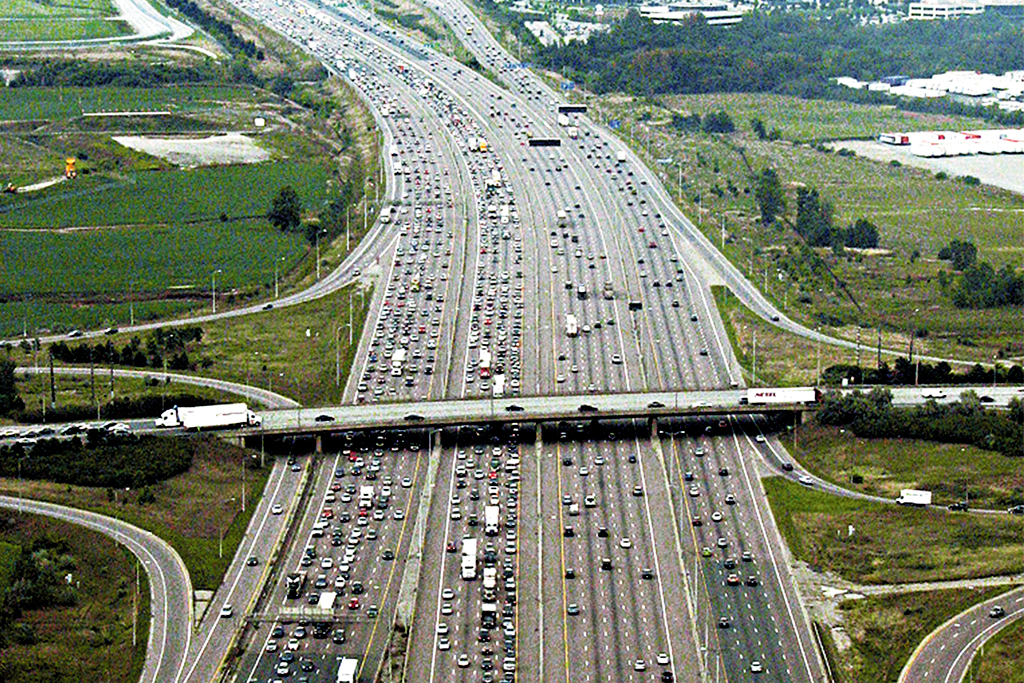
(745, 387, 820, 405)
(155, 403, 261, 430)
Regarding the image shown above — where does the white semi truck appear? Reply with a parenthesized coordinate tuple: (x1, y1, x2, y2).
(745, 388, 820, 405)
(336, 658, 359, 683)
(155, 403, 261, 430)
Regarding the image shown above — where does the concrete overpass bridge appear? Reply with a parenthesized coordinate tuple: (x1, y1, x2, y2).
(229, 385, 1019, 446)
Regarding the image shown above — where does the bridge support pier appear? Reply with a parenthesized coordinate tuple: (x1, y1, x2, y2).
(315, 434, 323, 454)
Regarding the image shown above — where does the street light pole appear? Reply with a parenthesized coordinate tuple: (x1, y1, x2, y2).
(212, 269, 222, 314)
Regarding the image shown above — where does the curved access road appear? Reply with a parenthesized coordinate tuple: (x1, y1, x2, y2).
(17, 366, 300, 409)
(0, 495, 192, 683)
(899, 585, 1024, 683)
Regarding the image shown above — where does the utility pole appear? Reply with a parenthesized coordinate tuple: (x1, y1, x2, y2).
(752, 330, 757, 386)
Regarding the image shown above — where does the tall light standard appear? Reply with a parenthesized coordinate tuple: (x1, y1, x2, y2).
(274, 256, 286, 299)
(336, 325, 345, 387)
(315, 229, 327, 281)
(211, 269, 222, 314)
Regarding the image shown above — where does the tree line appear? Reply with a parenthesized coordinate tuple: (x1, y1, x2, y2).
(822, 358, 1024, 387)
(46, 326, 203, 372)
(7, 60, 216, 88)
(816, 388, 1023, 459)
(536, 10, 1022, 101)
(0, 433, 194, 489)
(935, 240, 1024, 309)
(165, 0, 263, 59)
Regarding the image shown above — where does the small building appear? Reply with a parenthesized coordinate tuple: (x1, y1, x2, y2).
(907, 0, 985, 20)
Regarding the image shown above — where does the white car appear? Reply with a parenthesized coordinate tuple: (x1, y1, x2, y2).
(751, 661, 764, 673)
(320, 557, 334, 569)
(634, 660, 647, 671)
(271, 504, 284, 515)
(619, 538, 632, 549)
(656, 653, 669, 665)
(219, 605, 233, 618)
(436, 623, 449, 635)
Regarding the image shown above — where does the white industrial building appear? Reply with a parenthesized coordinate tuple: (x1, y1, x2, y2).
(878, 129, 1024, 157)
(637, 2, 752, 26)
(907, 0, 985, 20)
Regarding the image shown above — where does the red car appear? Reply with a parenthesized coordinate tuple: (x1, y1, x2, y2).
(322, 508, 334, 519)
(348, 598, 360, 610)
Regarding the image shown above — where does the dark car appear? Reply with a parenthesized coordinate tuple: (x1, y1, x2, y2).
(578, 404, 598, 413)
(404, 414, 425, 422)
(245, 556, 259, 566)
(315, 414, 335, 422)
(647, 401, 665, 408)
(989, 606, 1006, 618)
(948, 501, 969, 511)
(505, 404, 524, 412)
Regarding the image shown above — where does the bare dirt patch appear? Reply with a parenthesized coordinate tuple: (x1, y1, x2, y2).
(112, 132, 270, 167)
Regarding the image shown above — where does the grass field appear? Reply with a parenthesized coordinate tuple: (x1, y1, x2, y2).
(838, 587, 1014, 683)
(764, 476, 1024, 584)
(0, 299, 200, 339)
(0, 85, 273, 123)
(592, 92, 1023, 362)
(784, 423, 1024, 510)
(195, 283, 370, 406)
(0, 437, 270, 590)
(0, 17, 130, 42)
(0, 539, 18, 592)
(0, 510, 149, 683)
(659, 93, 986, 143)
(712, 285, 856, 386)
(969, 616, 1024, 683)
(7, 372, 249, 420)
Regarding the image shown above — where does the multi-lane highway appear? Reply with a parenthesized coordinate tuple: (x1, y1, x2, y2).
(202, 0, 827, 681)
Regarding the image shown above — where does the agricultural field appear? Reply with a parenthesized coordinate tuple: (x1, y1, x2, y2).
(0, 511, 148, 683)
(764, 475, 1024, 584)
(0, 0, 130, 42)
(0, 77, 364, 338)
(591, 92, 1024, 363)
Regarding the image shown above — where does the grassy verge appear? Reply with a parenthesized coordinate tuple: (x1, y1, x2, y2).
(589, 92, 1023, 363)
(0, 436, 269, 590)
(0, 511, 149, 683)
(198, 283, 371, 406)
(784, 423, 1024, 510)
(712, 285, 855, 386)
(968, 616, 1024, 683)
(838, 586, 1014, 683)
(763, 475, 1024, 584)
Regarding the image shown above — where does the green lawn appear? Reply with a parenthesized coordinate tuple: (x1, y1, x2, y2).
(970, 617, 1024, 683)
(0, 539, 18, 593)
(1, 0, 115, 18)
(838, 587, 1015, 683)
(764, 475, 1024, 584)
(785, 423, 1024, 510)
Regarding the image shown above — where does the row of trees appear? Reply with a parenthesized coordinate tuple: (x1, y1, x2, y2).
(0, 433, 194, 489)
(753, 169, 879, 249)
(165, 0, 262, 59)
(8, 60, 215, 88)
(670, 110, 736, 134)
(536, 10, 1022, 98)
(816, 388, 1023, 458)
(822, 359, 1024, 387)
(46, 327, 203, 372)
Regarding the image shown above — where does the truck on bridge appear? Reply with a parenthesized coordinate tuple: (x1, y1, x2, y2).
(155, 403, 262, 430)
(336, 657, 359, 683)
(744, 387, 820, 405)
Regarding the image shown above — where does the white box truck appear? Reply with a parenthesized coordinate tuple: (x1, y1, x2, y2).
(317, 591, 337, 611)
(745, 388, 820, 405)
(567, 126, 579, 139)
(155, 403, 261, 430)
(896, 489, 932, 506)
(336, 658, 359, 683)
(359, 485, 374, 509)
(616, 150, 627, 163)
(461, 538, 478, 580)
(485, 505, 500, 536)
